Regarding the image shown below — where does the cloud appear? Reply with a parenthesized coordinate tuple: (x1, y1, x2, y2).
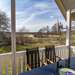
(0, 0, 64, 32)
(34, 2, 50, 10)
(0, 0, 10, 17)
(16, 10, 50, 31)
(16, 3, 51, 27)
(23, 20, 58, 32)
(16, 2, 51, 27)
(16, 1, 64, 31)
(23, 10, 50, 24)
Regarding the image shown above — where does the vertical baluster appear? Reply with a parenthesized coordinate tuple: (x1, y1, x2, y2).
(18, 57, 21, 74)
(16, 57, 19, 75)
(50, 48, 52, 61)
(35, 51, 37, 67)
(63, 47, 65, 58)
(43, 49, 45, 64)
(24, 51, 27, 71)
(65, 47, 67, 58)
(61, 48, 63, 58)
(24, 52, 27, 71)
(0, 64, 2, 75)
(57, 48, 59, 57)
(60, 48, 62, 58)
(20, 56, 23, 72)
(62, 47, 63, 58)
(49, 48, 50, 60)
(31, 51, 33, 69)
(61, 46, 64, 59)
(55, 48, 58, 57)
(37, 49, 40, 67)
(33, 53, 35, 68)
(6, 64, 8, 75)
(10, 59, 12, 75)
(42, 49, 44, 63)
(59, 49, 62, 58)
(23, 54, 25, 71)
(55, 48, 57, 57)
(63, 48, 67, 58)
(16, 57, 18, 75)
(59, 48, 61, 58)
(39, 48, 43, 66)
(58, 49, 60, 57)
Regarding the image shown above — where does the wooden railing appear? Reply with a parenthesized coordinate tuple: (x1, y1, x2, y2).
(55, 45, 69, 59)
(0, 45, 73, 75)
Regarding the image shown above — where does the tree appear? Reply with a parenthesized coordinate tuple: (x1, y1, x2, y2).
(38, 26, 50, 33)
(37, 26, 50, 37)
(51, 22, 63, 33)
(0, 11, 10, 45)
(0, 11, 9, 32)
(51, 24, 57, 32)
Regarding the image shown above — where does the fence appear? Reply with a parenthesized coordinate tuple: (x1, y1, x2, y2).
(0, 45, 74, 75)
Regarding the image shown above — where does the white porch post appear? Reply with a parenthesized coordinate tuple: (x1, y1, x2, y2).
(66, 9, 71, 46)
(66, 9, 71, 67)
(11, 0, 16, 75)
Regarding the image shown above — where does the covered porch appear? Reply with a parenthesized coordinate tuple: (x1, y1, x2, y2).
(1, 0, 75, 75)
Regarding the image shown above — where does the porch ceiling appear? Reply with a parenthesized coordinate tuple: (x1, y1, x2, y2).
(55, 0, 75, 21)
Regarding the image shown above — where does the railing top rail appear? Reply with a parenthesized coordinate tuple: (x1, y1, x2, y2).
(0, 51, 26, 56)
(0, 45, 67, 56)
(55, 45, 67, 48)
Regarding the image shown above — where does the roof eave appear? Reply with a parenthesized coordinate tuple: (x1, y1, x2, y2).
(55, 0, 66, 20)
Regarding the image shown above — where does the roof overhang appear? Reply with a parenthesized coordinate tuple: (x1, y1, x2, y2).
(55, 0, 75, 21)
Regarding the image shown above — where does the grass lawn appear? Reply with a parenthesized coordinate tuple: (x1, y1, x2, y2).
(1, 32, 75, 53)
(0, 32, 75, 54)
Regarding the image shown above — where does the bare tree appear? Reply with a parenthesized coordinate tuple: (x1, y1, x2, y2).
(37, 26, 50, 37)
(38, 26, 50, 33)
(51, 22, 63, 33)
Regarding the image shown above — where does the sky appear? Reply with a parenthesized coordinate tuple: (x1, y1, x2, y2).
(0, 0, 66, 32)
